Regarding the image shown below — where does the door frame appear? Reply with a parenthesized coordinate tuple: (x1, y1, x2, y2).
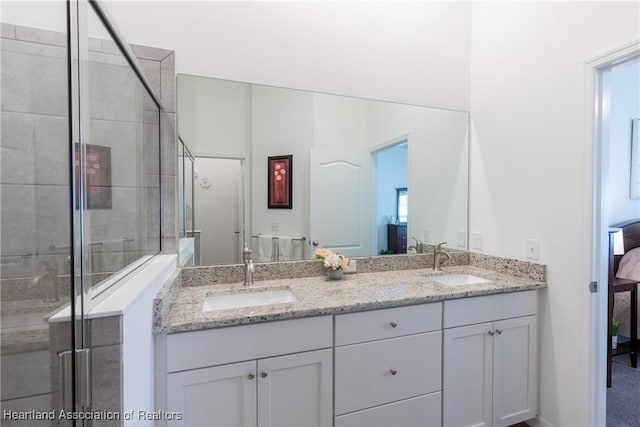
(580, 40, 639, 426)
(370, 134, 411, 253)
(191, 154, 247, 264)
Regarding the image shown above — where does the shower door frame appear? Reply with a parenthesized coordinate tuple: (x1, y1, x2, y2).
(66, 0, 165, 420)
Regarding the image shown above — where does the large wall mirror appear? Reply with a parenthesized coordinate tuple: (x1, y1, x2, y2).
(177, 75, 469, 266)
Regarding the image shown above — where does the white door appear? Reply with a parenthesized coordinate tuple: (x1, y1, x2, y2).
(310, 149, 371, 257)
(194, 157, 243, 265)
(257, 349, 333, 427)
(167, 360, 257, 427)
(443, 322, 493, 427)
(493, 315, 537, 427)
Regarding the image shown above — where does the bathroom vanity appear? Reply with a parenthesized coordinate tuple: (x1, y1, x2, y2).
(154, 257, 544, 427)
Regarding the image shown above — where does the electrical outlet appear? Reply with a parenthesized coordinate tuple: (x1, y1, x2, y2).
(423, 228, 430, 243)
(345, 259, 357, 273)
(472, 232, 483, 250)
(270, 221, 279, 232)
(457, 230, 467, 248)
(526, 239, 540, 260)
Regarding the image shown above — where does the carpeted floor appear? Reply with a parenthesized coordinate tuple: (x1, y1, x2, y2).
(607, 357, 640, 426)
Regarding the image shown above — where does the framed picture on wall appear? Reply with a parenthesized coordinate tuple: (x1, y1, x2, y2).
(631, 118, 640, 199)
(75, 143, 112, 209)
(268, 155, 293, 209)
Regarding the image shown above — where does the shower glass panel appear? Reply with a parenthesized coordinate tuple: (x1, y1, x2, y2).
(0, 0, 75, 418)
(85, 7, 161, 296)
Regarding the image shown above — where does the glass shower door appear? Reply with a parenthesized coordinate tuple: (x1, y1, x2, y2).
(0, 1, 77, 424)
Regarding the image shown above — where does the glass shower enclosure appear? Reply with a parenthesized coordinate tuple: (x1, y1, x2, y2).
(1, 0, 162, 423)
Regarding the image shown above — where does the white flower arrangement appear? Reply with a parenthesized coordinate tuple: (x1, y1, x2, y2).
(314, 248, 349, 271)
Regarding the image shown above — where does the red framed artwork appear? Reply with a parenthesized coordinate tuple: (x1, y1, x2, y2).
(268, 155, 292, 209)
(75, 144, 112, 209)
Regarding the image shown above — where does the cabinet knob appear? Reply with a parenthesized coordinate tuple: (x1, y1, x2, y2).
(496, 329, 502, 335)
(248, 373, 255, 380)
(390, 321, 398, 328)
(390, 369, 398, 376)
(488, 331, 495, 336)
(261, 371, 268, 378)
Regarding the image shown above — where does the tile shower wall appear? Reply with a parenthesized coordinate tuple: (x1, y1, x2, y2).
(1, 22, 72, 425)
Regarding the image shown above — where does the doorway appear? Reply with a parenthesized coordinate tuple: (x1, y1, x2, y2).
(600, 56, 640, 425)
(584, 42, 640, 427)
(193, 157, 245, 265)
(372, 140, 409, 254)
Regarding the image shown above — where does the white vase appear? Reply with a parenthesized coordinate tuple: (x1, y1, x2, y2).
(327, 268, 343, 280)
(612, 335, 618, 350)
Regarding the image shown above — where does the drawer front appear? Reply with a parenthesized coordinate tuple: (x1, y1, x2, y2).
(335, 331, 442, 415)
(167, 316, 332, 372)
(444, 290, 537, 329)
(335, 303, 442, 346)
(335, 393, 441, 427)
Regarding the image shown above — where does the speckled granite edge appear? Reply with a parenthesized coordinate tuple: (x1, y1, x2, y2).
(153, 269, 182, 329)
(158, 265, 546, 333)
(470, 253, 545, 282)
(180, 252, 470, 287)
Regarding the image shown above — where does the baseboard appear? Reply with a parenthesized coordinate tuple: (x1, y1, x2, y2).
(528, 416, 556, 427)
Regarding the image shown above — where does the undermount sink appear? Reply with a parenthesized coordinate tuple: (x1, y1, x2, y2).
(203, 288, 299, 312)
(431, 274, 491, 286)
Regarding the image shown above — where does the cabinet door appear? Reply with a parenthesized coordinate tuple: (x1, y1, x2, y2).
(167, 360, 257, 427)
(493, 315, 537, 427)
(443, 322, 493, 427)
(257, 349, 332, 427)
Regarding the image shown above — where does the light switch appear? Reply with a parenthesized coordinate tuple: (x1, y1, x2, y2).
(526, 239, 540, 260)
(271, 221, 279, 232)
(472, 232, 483, 250)
(457, 230, 467, 248)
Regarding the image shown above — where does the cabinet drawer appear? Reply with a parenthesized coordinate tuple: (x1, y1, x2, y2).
(335, 331, 442, 415)
(335, 393, 441, 427)
(335, 303, 441, 346)
(167, 316, 332, 372)
(444, 290, 537, 329)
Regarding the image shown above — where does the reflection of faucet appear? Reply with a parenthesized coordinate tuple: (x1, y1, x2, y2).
(243, 245, 254, 286)
(30, 260, 59, 302)
(408, 237, 427, 254)
(433, 242, 450, 271)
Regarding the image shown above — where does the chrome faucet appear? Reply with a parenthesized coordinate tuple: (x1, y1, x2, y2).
(243, 245, 254, 286)
(408, 237, 427, 254)
(433, 242, 450, 271)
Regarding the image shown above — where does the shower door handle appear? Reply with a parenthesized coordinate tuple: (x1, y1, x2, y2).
(59, 349, 91, 412)
(59, 351, 73, 412)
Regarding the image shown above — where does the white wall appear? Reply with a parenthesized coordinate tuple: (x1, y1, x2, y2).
(469, 2, 639, 426)
(607, 58, 640, 225)
(177, 76, 251, 157)
(251, 85, 314, 239)
(102, 1, 472, 112)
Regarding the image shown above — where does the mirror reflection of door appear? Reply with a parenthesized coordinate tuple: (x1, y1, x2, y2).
(373, 141, 409, 254)
(310, 149, 372, 257)
(194, 157, 244, 265)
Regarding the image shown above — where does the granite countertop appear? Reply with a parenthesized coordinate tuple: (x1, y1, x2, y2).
(159, 265, 546, 333)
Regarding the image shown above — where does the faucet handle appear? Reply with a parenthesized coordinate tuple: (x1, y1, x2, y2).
(435, 241, 447, 250)
(243, 245, 252, 262)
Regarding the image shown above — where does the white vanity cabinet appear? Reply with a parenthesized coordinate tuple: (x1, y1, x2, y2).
(443, 291, 538, 427)
(333, 303, 443, 427)
(161, 316, 333, 427)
